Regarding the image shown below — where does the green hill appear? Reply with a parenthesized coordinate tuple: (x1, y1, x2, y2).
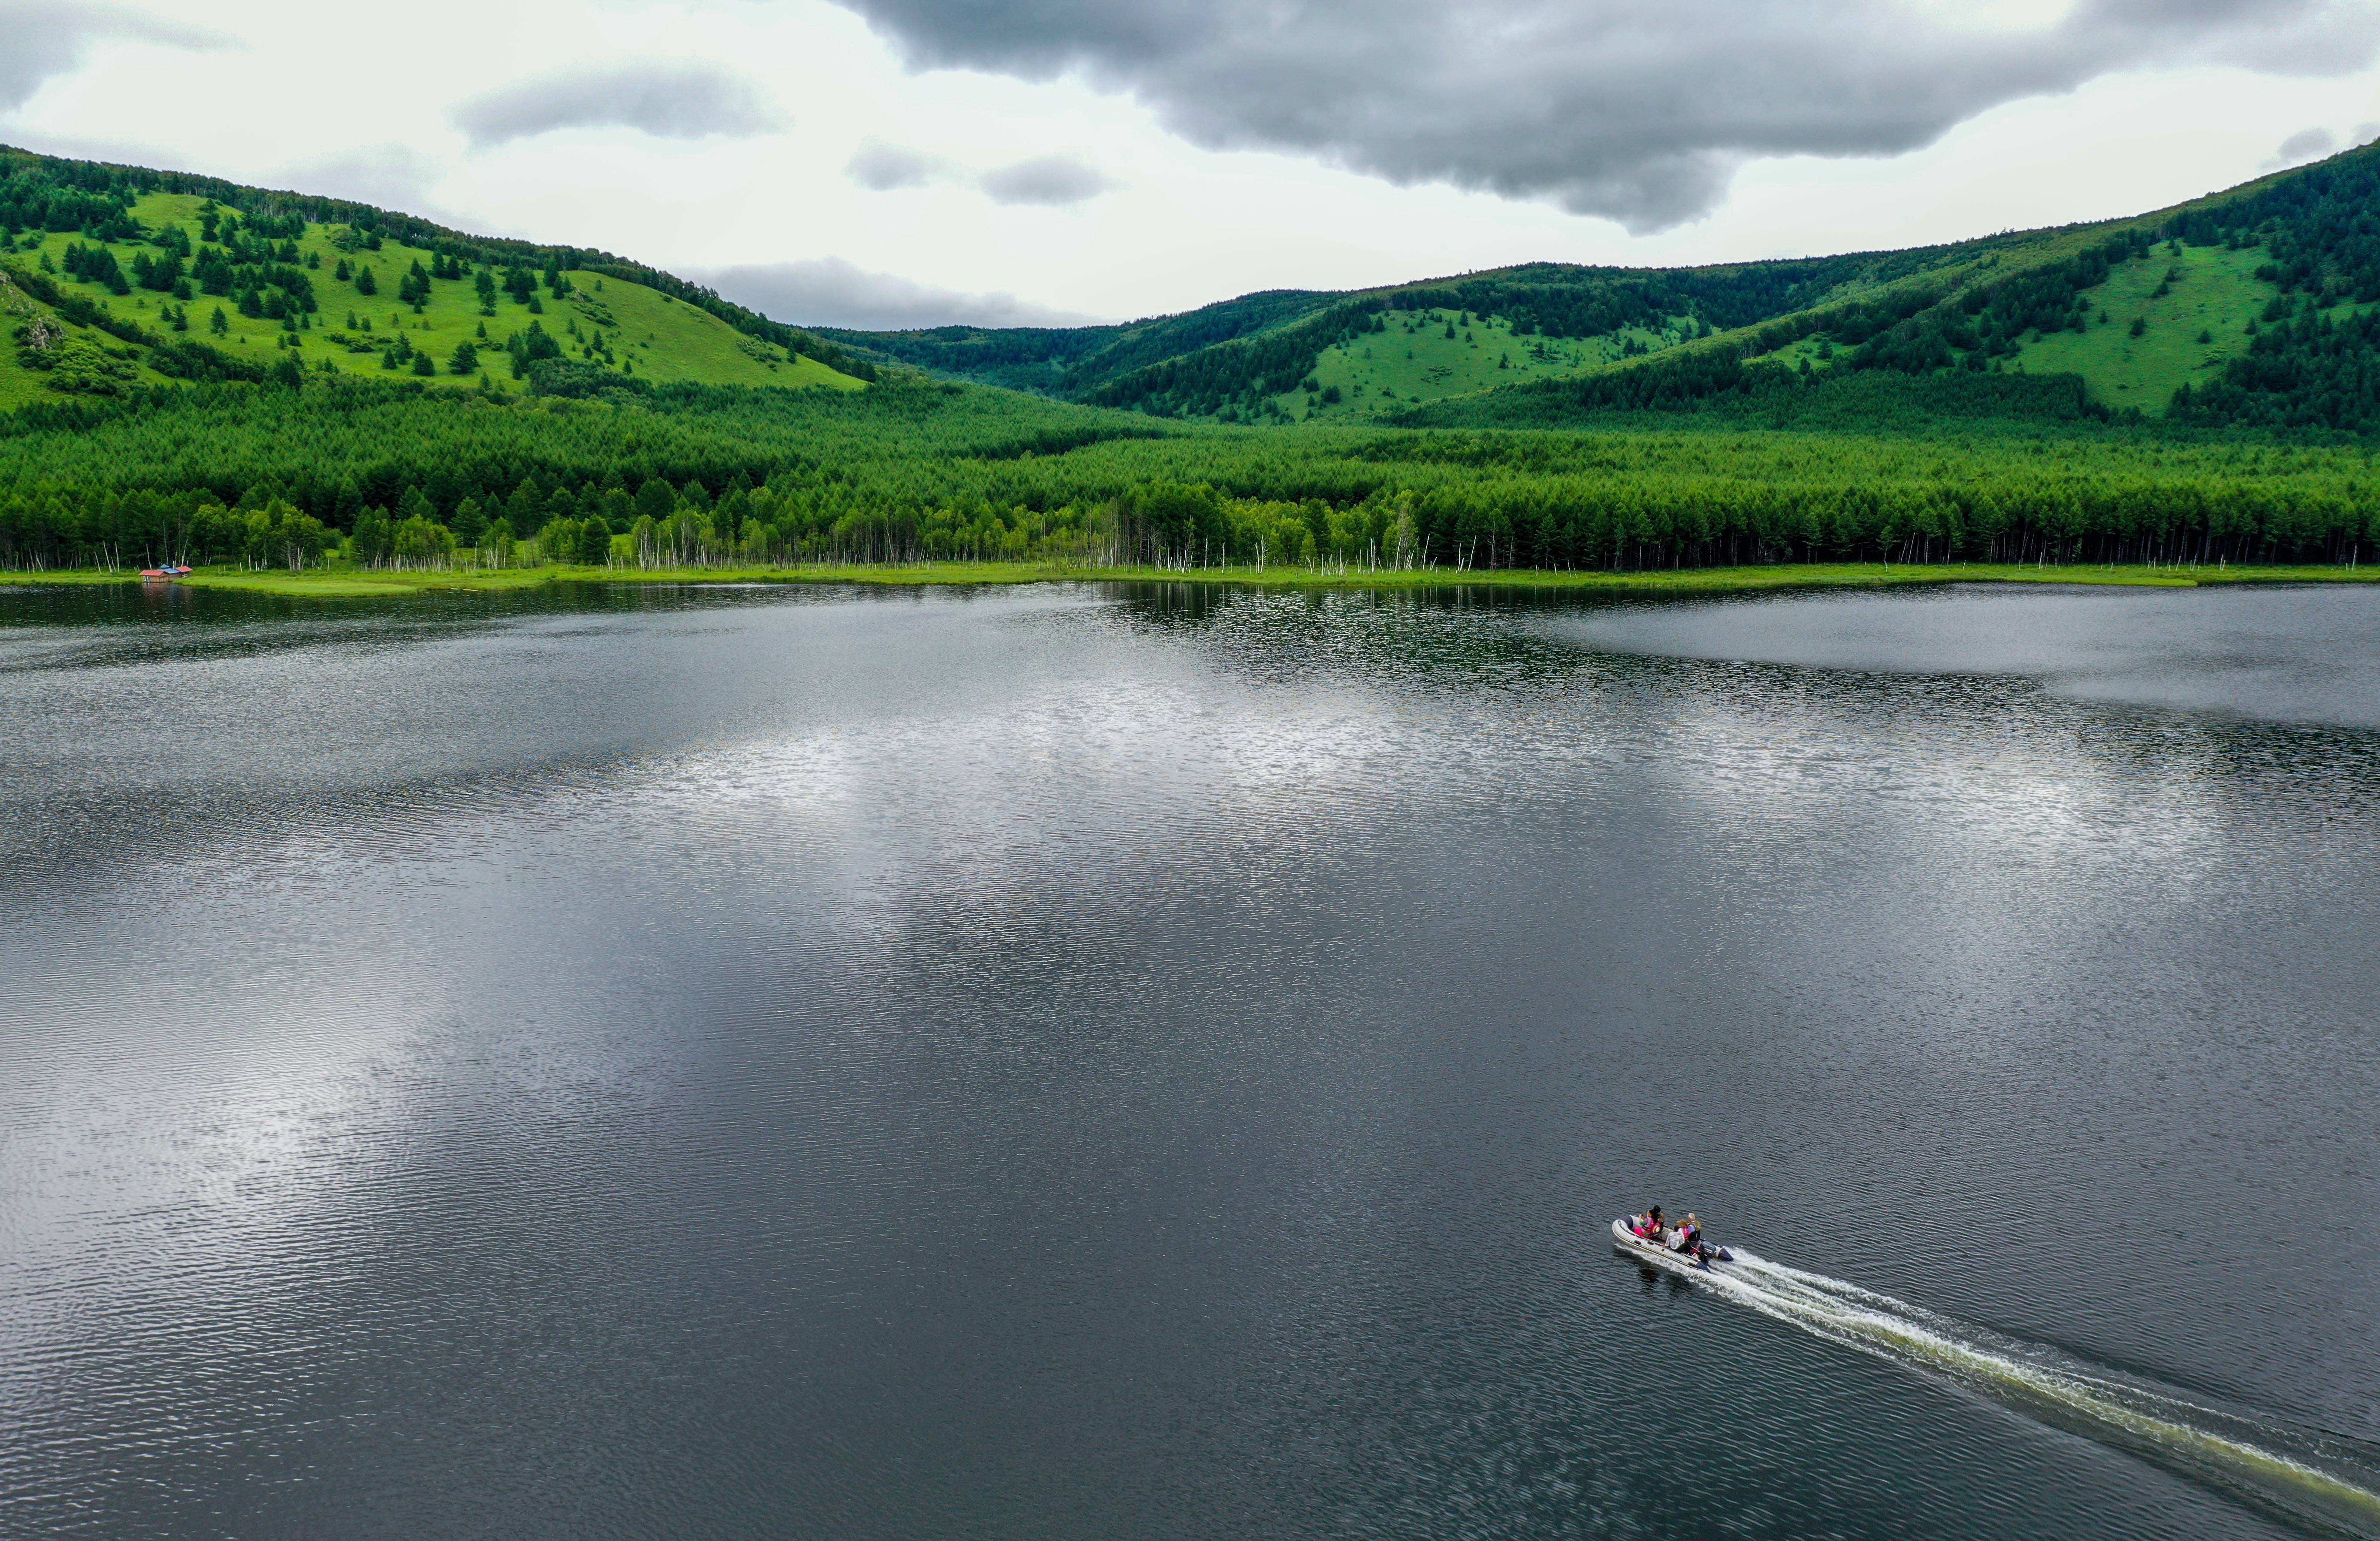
(1398, 143, 2380, 435)
(35, 129, 2376, 435)
(812, 288, 1338, 397)
(0, 147, 873, 409)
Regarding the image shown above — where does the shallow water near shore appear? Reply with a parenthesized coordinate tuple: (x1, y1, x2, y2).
(2, 579, 2376, 1539)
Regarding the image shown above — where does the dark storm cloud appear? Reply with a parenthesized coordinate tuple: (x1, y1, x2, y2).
(455, 63, 786, 148)
(698, 257, 1102, 329)
(0, 3, 225, 112)
(828, 0, 2380, 231)
(978, 154, 1111, 205)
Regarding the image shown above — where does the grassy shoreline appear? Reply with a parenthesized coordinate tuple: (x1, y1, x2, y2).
(4, 559, 2377, 600)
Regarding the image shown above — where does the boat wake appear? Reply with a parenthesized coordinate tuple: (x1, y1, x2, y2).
(1684, 1247, 2380, 1538)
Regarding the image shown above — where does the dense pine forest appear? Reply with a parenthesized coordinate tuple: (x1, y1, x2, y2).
(14, 140, 2380, 580)
(5, 376, 2378, 572)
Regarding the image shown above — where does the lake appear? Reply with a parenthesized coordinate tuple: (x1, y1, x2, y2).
(2, 579, 2376, 1539)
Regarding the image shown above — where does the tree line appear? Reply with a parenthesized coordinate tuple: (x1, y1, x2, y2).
(6, 375, 2380, 572)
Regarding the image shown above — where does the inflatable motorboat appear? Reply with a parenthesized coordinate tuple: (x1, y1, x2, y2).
(1612, 1218, 1732, 1272)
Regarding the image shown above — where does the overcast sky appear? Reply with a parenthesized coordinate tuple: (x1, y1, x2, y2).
(7, 0, 2380, 330)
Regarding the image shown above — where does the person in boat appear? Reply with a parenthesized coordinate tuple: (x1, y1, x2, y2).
(1631, 1206, 1664, 1240)
(1672, 1213, 1710, 1262)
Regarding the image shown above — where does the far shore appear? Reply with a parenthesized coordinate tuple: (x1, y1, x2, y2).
(4, 560, 2377, 600)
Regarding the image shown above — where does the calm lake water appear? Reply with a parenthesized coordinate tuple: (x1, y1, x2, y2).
(3, 578, 2377, 1540)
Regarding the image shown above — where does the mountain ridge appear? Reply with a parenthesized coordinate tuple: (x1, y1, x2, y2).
(12, 138, 2380, 436)
(823, 143, 2380, 434)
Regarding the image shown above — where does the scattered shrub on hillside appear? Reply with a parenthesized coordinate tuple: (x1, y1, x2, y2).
(525, 358, 652, 399)
(34, 335, 139, 394)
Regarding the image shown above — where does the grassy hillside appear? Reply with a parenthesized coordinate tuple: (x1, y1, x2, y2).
(1739, 238, 2287, 416)
(1411, 140, 2380, 435)
(1, 146, 873, 411)
(2006, 241, 2276, 408)
(1, 191, 860, 409)
(1268, 305, 1694, 422)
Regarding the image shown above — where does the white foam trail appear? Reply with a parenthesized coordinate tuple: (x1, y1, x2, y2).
(1688, 1248, 2380, 1537)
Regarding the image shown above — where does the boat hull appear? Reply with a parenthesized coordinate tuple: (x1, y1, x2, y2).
(1611, 1218, 1727, 1273)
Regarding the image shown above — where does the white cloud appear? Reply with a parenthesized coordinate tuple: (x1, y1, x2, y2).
(698, 257, 1101, 329)
(454, 62, 786, 148)
(273, 144, 451, 217)
(978, 154, 1112, 207)
(846, 139, 944, 190)
(2263, 126, 2338, 170)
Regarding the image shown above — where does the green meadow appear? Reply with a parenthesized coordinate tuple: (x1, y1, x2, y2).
(1280, 306, 1695, 421)
(2009, 241, 2284, 413)
(1568, 240, 2290, 421)
(10, 558, 2374, 601)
